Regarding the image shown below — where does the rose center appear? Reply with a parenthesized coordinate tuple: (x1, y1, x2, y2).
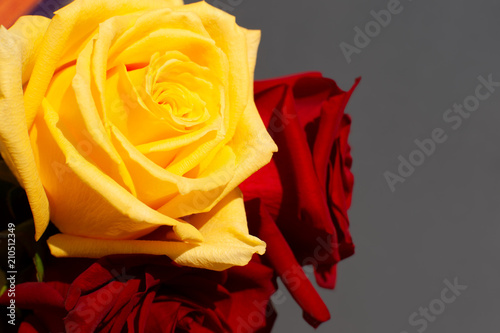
(145, 52, 212, 129)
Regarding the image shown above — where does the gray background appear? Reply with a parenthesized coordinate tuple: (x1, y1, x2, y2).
(190, 0, 500, 332)
(32, 0, 500, 332)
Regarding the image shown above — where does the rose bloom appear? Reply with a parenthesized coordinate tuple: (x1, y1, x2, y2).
(0, 0, 276, 270)
(241, 72, 359, 327)
(0, 255, 276, 333)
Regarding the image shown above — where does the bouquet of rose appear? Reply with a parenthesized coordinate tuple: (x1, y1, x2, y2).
(0, 1, 359, 332)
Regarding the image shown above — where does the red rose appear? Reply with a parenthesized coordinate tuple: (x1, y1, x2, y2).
(241, 72, 359, 327)
(1, 255, 276, 333)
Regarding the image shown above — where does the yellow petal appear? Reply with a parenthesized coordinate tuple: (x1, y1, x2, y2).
(106, 8, 212, 66)
(8, 15, 51, 84)
(215, 25, 277, 192)
(242, 28, 260, 79)
(47, 188, 265, 271)
(157, 145, 236, 217)
(109, 124, 235, 213)
(0, 20, 50, 240)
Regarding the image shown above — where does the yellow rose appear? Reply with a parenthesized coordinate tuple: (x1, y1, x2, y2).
(0, 0, 277, 270)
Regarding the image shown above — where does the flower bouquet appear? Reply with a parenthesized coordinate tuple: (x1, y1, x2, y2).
(0, 1, 359, 332)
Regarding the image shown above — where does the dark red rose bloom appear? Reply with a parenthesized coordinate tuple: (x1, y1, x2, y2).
(1, 255, 276, 333)
(241, 72, 359, 327)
